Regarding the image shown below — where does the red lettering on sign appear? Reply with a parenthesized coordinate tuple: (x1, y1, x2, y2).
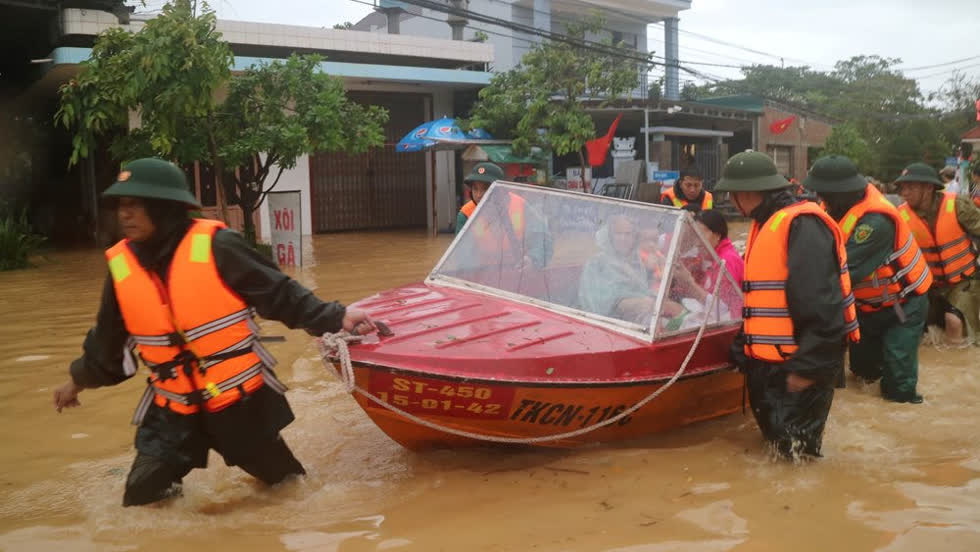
(274, 208, 298, 231)
(367, 372, 514, 419)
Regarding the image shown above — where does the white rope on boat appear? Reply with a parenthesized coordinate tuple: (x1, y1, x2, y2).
(319, 268, 725, 445)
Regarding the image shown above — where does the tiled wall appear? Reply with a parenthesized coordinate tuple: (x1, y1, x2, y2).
(60, 8, 493, 65)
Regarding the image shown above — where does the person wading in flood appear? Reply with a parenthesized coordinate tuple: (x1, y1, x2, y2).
(714, 151, 860, 460)
(804, 156, 932, 404)
(52, 158, 376, 507)
(894, 162, 980, 347)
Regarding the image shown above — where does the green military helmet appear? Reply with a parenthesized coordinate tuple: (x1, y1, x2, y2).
(803, 155, 868, 193)
(464, 162, 505, 185)
(893, 162, 943, 189)
(714, 151, 791, 192)
(102, 158, 202, 208)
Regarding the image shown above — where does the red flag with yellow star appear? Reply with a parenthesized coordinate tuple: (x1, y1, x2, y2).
(768, 115, 796, 135)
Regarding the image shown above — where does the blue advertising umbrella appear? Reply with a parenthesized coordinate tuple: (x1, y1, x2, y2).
(395, 117, 499, 152)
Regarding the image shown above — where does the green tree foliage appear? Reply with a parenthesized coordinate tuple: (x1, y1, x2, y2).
(57, 1, 232, 165)
(820, 123, 872, 173)
(216, 55, 387, 241)
(466, 15, 651, 184)
(0, 208, 45, 271)
(689, 55, 960, 179)
(932, 71, 980, 149)
(56, 0, 387, 243)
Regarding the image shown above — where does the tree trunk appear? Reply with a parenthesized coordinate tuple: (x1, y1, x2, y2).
(239, 181, 258, 245)
(578, 149, 592, 193)
(206, 125, 230, 225)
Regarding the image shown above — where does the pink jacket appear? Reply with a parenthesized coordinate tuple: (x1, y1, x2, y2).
(714, 238, 744, 288)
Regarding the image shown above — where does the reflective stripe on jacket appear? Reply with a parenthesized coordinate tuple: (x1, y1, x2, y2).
(838, 185, 932, 311)
(743, 201, 861, 363)
(661, 187, 713, 210)
(898, 192, 977, 286)
(106, 219, 284, 422)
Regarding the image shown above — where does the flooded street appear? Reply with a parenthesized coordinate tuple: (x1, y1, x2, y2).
(2, 229, 980, 552)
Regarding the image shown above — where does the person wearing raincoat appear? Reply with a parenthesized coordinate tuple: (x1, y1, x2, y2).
(577, 214, 684, 325)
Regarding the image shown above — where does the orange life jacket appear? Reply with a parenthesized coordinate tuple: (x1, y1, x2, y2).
(460, 200, 476, 219)
(661, 187, 713, 210)
(742, 201, 861, 363)
(898, 192, 977, 287)
(838, 185, 932, 312)
(106, 219, 285, 424)
(470, 192, 526, 255)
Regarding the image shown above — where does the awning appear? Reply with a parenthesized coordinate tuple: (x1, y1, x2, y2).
(462, 144, 547, 164)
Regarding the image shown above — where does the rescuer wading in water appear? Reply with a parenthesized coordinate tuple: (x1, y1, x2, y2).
(53, 158, 376, 506)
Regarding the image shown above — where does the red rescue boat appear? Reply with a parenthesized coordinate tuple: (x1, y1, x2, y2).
(323, 183, 745, 450)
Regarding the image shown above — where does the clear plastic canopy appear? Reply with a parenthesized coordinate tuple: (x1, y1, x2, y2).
(430, 183, 742, 340)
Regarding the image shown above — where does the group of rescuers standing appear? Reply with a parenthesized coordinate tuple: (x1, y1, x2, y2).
(52, 149, 980, 507)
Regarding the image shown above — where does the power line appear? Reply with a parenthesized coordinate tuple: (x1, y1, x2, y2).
(488, 0, 785, 69)
(388, 0, 716, 74)
(648, 21, 832, 70)
(348, 0, 966, 117)
(899, 55, 980, 72)
(912, 62, 980, 80)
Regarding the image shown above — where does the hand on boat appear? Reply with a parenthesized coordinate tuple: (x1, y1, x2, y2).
(342, 309, 377, 336)
(785, 373, 815, 393)
(53, 380, 83, 412)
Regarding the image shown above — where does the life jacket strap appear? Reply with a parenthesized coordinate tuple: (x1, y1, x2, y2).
(742, 280, 786, 292)
(742, 307, 790, 318)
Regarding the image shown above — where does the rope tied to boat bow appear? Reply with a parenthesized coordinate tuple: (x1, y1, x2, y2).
(319, 264, 727, 444)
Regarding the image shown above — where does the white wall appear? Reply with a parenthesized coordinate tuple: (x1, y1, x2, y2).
(432, 88, 457, 232)
(258, 154, 311, 243)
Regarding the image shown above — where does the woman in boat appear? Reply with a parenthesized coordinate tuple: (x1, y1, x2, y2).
(695, 210, 744, 288)
(577, 215, 683, 324)
(694, 210, 744, 319)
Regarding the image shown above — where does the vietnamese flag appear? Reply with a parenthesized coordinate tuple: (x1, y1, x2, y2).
(975, 99, 980, 121)
(769, 115, 796, 135)
(585, 113, 623, 166)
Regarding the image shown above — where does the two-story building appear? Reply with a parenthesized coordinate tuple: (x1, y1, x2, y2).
(355, 0, 690, 100)
(5, 2, 494, 244)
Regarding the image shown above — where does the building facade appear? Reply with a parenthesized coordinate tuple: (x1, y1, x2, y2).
(356, 0, 692, 100)
(9, 5, 493, 244)
(697, 95, 834, 181)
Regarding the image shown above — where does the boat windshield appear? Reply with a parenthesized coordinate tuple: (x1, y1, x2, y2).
(430, 183, 742, 340)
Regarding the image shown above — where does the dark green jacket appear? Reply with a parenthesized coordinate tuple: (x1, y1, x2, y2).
(70, 228, 345, 388)
(843, 212, 894, 284)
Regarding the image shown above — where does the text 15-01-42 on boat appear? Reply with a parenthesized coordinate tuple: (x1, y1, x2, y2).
(321, 183, 745, 450)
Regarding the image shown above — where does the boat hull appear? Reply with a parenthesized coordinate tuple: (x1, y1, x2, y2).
(337, 361, 745, 450)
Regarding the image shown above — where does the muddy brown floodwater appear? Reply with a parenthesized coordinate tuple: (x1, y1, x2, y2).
(1, 228, 979, 552)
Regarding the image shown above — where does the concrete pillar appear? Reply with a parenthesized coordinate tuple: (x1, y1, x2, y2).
(664, 17, 680, 101)
(448, 0, 469, 40)
(385, 10, 401, 34)
(533, 0, 551, 34)
(377, 1, 405, 34)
